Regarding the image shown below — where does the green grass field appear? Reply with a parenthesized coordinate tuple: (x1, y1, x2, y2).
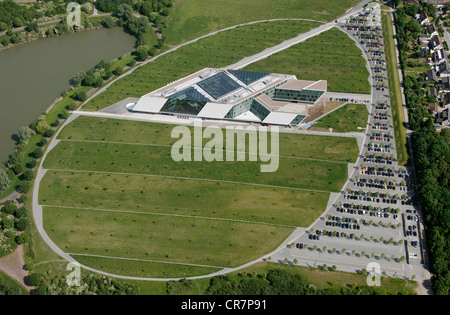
(382, 11, 409, 165)
(82, 20, 321, 111)
(39, 170, 329, 227)
(43, 206, 294, 269)
(244, 28, 371, 94)
(57, 116, 359, 162)
(164, 0, 360, 46)
(38, 115, 359, 277)
(309, 103, 369, 133)
(42, 140, 348, 192)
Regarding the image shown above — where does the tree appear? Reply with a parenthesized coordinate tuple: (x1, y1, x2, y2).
(0, 169, 10, 194)
(15, 218, 30, 231)
(35, 120, 50, 136)
(17, 126, 34, 143)
(406, 19, 421, 34)
(116, 3, 134, 21)
(21, 170, 34, 182)
(31, 148, 43, 159)
(74, 90, 87, 102)
(102, 16, 116, 29)
(1, 201, 17, 215)
(25, 21, 38, 32)
(135, 45, 150, 61)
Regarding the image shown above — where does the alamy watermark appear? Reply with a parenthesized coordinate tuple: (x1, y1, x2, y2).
(171, 121, 280, 173)
(66, 262, 81, 287)
(366, 262, 381, 287)
(66, 2, 81, 28)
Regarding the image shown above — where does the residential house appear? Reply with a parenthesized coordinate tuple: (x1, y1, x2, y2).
(425, 25, 439, 38)
(429, 35, 444, 52)
(427, 69, 438, 81)
(439, 61, 450, 77)
(435, 108, 449, 126)
(428, 102, 440, 113)
(416, 10, 431, 25)
(427, 0, 450, 7)
(440, 77, 450, 92)
(443, 92, 450, 106)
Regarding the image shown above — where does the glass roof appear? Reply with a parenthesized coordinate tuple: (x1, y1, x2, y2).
(228, 69, 270, 86)
(160, 99, 207, 115)
(197, 72, 242, 100)
(167, 87, 210, 102)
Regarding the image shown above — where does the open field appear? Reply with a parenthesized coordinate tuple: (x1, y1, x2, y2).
(43, 206, 294, 269)
(39, 171, 329, 227)
(82, 20, 321, 112)
(164, 0, 360, 46)
(72, 254, 221, 279)
(57, 116, 359, 163)
(42, 140, 349, 192)
(244, 28, 371, 94)
(38, 114, 360, 277)
(309, 103, 369, 133)
(381, 11, 408, 165)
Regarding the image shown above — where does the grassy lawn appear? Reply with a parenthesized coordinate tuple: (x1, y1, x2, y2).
(73, 254, 222, 279)
(382, 11, 409, 166)
(39, 170, 329, 227)
(38, 114, 360, 277)
(164, 0, 360, 46)
(244, 28, 371, 94)
(309, 103, 369, 133)
(42, 140, 349, 192)
(57, 116, 359, 163)
(43, 206, 294, 269)
(0, 269, 28, 295)
(81, 20, 322, 111)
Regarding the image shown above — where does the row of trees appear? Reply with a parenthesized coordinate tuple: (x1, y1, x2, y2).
(394, 1, 450, 295)
(28, 272, 139, 295)
(166, 269, 410, 295)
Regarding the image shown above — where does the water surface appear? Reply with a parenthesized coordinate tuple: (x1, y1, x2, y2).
(0, 27, 135, 167)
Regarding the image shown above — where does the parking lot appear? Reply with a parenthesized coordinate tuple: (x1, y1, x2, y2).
(270, 3, 425, 280)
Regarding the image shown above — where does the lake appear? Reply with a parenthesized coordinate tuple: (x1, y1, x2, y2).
(0, 27, 136, 167)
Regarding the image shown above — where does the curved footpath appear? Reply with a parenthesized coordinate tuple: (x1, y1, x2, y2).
(32, 0, 378, 282)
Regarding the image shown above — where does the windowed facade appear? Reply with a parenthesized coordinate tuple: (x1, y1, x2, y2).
(273, 88, 325, 103)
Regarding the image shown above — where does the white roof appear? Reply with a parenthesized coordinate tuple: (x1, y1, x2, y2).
(132, 96, 167, 113)
(263, 112, 298, 125)
(233, 111, 261, 122)
(197, 103, 234, 119)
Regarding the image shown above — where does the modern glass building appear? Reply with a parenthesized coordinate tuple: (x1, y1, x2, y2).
(131, 68, 327, 126)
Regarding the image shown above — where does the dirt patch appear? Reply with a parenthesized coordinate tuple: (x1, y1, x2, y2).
(303, 101, 345, 124)
(0, 245, 34, 292)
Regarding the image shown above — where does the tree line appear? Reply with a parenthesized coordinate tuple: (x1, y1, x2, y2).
(394, 1, 450, 295)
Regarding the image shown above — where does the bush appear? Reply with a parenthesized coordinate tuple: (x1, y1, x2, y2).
(35, 120, 50, 136)
(74, 90, 87, 102)
(21, 170, 34, 182)
(14, 207, 27, 218)
(26, 159, 36, 169)
(67, 101, 78, 111)
(102, 16, 116, 28)
(113, 66, 124, 76)
(0, 169, 10, 194)
(31, 148, 43, 159)
(11, 163, 24, 175)
(15, 218, 30, 231)
(44, 129, 55, 138)
(1, 218, 14, 230)
(17, 126, 34, 144)
(37, 139, 48, 148)
(1, 201, 17, 215)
